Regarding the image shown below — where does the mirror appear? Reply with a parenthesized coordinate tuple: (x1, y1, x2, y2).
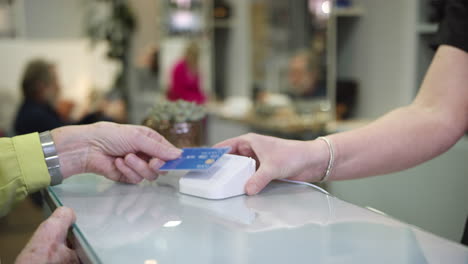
(250, 0, 331, 116)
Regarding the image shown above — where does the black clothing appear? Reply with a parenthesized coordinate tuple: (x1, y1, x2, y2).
(14, 99, 115, 136)
(14, 99, 66, 135)
(79, 112, 114, 125)
(434, 0, 468, 52)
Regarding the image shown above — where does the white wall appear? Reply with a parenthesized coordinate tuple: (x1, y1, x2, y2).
(224, 0, 252, 98)
(337, 0, 417, 118)
(18, 0, 84, 39)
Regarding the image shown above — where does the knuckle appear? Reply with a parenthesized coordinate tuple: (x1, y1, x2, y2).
(41, 218, 59, 230)
(54, 207, 72, 218)
(244, 133, 259, 142)
(245, 132, 255, 138)
(141, 126, 157, 136)
(93, 121, 109, 129)
(134, 160, 153, 178)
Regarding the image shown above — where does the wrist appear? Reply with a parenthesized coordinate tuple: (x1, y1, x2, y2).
(39, 131, 63, 185)
(305, 139, 332, 182)
(289, 139, 330, 182)
(316, 136, 335, 182)
(51, 126, 89, 178)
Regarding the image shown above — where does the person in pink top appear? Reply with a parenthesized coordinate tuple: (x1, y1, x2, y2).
(167, 42, 206, 104)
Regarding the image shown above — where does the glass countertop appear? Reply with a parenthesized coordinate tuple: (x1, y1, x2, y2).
(47, 173, 468, 264)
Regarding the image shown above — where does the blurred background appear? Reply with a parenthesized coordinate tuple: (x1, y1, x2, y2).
(0, 0, 467, 262)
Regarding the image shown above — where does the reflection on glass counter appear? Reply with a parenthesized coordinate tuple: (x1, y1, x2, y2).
(47, 173, 468, 264)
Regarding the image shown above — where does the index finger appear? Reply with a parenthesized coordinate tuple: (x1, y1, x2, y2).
(134, 134, 182, 161)
(214, 136, 257, 158)
(213, 137, 243, 154)
(135, 125, 175, 148)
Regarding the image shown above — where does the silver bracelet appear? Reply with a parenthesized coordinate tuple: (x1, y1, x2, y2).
(39, 131, 63, 186)
(317, 136, 334, 183)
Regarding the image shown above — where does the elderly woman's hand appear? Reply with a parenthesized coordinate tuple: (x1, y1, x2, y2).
(15, 207, 78, 264)
(51, 122, 182, 184)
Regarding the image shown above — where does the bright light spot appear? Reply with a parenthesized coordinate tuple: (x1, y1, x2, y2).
(365, 206, 387, 216)
(144, 260, 158, 264)
(321, 1, 330, 14)
(163, 220, 182, 227)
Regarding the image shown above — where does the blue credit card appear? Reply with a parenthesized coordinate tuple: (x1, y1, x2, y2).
(159, 147, 231, 171)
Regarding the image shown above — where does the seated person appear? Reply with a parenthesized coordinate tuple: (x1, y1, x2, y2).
(15, 58, 126, 136)
(15, 59, 67, 135)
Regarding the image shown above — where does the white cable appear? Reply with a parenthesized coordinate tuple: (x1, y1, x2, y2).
(278, 179, 334, 225)
(278, 179, 330, 195)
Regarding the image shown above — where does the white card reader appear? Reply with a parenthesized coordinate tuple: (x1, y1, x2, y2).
(179, 154, 256, 199)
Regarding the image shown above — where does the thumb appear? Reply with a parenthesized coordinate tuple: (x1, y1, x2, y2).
(135, 135, 182, 161)
(245, 165, 273, 195)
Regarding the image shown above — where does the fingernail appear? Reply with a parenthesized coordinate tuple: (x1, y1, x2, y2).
(54, 207, 74, 220)
(246, 184, 258, 195)
(168, 148, 183, 158)
(152, 160, 165, 171)
(54, 207, 67, 218)
(125, 154, 137, 165)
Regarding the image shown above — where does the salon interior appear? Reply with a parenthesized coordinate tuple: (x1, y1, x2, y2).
(0, 0, 467, 263)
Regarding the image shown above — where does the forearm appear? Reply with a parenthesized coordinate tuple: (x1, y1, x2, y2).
(324, 46, 468, 181)
(326, 105, 465, 181)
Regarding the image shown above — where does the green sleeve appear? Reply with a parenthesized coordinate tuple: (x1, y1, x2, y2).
(0, 133, 50, 217)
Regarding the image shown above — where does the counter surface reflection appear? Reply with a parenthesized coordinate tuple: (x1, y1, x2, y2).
(47, 173, 468, 264)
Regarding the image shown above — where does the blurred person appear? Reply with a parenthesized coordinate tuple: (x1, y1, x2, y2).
(0, 122, 182, 262)
(167, 41, 206, 104)
(286, 50, 326, 99)
(14, 59, 126, 136)
(14, 59, 67, 135)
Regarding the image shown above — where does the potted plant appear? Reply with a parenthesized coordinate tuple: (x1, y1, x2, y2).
(143, 100, 206, 148)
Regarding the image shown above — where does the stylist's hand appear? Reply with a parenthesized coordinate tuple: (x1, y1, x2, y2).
(16, 207, 78, 264)
(215, 133, 328, 195)
(51, 122, 182, 184)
